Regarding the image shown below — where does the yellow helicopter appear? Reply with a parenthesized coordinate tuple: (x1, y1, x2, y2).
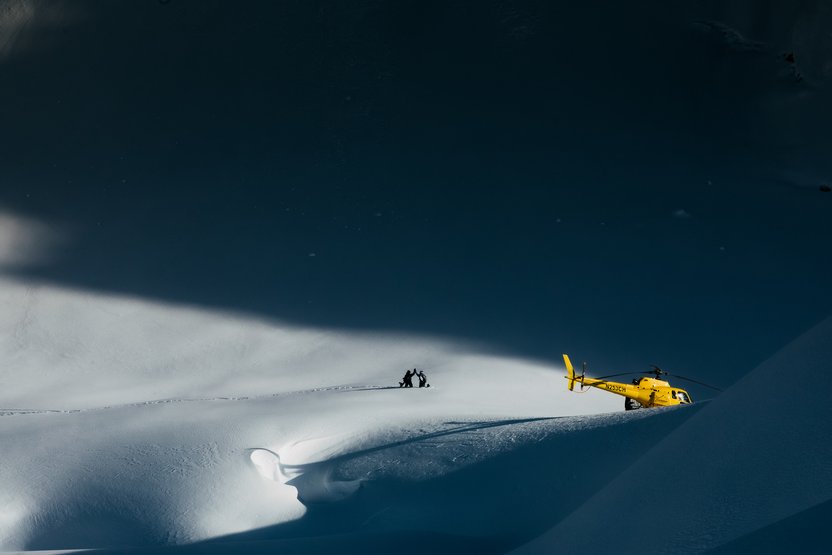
(563, 354, 720, 410)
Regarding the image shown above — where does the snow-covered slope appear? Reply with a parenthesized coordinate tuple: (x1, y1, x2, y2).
(0, 275, 619, 414)
(0, 275, 629, 552)
(512, 317, 832, 554)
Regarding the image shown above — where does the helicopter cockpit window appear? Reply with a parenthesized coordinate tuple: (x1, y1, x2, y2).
(677, 392, 689, 403)
(671, 390, 677, 399)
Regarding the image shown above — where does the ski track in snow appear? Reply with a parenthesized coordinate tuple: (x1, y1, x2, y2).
(0, 384, 398, 417)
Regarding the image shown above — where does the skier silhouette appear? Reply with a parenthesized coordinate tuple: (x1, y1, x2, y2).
(399, 369, 415, 388)
(417, 370, 429, 388)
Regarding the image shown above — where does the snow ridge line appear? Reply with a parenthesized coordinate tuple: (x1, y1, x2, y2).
(0, 384, 395, 416)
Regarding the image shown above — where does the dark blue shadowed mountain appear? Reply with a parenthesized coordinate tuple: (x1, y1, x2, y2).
(1, 0, 830, 390)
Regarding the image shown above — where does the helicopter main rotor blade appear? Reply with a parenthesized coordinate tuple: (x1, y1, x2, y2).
(641, 367, 721, 391)
(666, 373, 723, 392)
(576, 362, 721, 391)
(594, 372, 638, 380)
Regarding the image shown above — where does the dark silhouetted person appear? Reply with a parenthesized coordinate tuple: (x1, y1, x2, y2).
(417, 370, 428, 388)
(400, 369, 415, 388)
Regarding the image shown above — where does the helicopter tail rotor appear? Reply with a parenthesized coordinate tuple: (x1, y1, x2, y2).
(581, 362, 587, 390)
(563, 354, 588, 391)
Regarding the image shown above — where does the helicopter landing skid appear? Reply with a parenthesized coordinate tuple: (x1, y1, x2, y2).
(624, 398, 643, 411)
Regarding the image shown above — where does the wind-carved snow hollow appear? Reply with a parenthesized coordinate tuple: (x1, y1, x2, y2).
(250, 449, 287, 483)
(250, 445, 364, 507)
